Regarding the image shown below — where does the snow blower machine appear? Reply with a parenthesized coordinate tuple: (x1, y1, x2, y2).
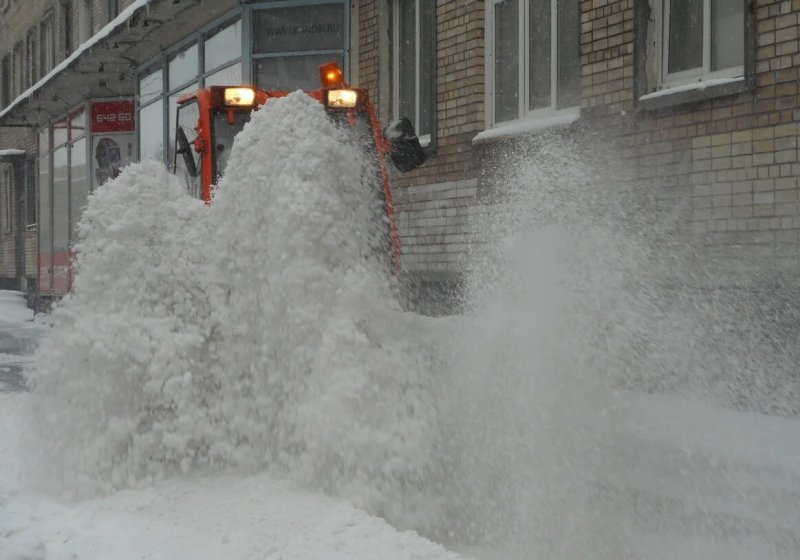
(172, 61, 425, 274)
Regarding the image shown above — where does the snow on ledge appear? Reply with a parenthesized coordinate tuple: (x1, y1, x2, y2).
(0, 0, 152, 123)
(472, 109, 581, 144)
(638, 76, 746, 102)
(0, 149, 26, 157)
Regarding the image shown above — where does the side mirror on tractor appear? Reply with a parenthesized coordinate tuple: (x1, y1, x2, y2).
(383, 118, 426, 172)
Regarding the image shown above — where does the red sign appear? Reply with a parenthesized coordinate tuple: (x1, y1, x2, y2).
(91, 100, 136, 133)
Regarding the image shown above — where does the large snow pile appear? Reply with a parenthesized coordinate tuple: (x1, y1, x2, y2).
(24, 93, 441, 526)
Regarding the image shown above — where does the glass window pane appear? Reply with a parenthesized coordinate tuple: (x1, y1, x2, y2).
(38, 156, 52, 292)
(495, 0, 519, 123)
(139, 100, 165, 162)
(204, 62, 242, 87)
(139, 68, 163, 105)
(168, 84, 198, 164)
(53, 117, 69, 147)
(712, 0, 744, 71)
(69, 137, 88, 241)
(168, 43, 198, 90)
(418, 1, 434, 137)
(38, 127, 50, 154)
(52, 147, 68, 251)
(205, 20, 242, 72)
(70, 107, 86, 141)
(667, 0, 703, 74)
(529, 0, 551, 110)
(557, 0, 581, 109)
(52, 145, 70, 293)
(398, 0, 416, 126)
(253, 5, 345, 54)
(26, 159, 36, 227)
(255, 54, 344, 92)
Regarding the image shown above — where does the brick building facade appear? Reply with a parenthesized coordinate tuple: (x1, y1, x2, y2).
(0, 1, 797, 310)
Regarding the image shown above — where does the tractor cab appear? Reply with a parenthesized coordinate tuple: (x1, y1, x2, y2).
(172, 62, 424, 272)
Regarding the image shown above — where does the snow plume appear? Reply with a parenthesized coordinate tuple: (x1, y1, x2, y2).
(432, 131, 800, 558)
(25, 93, 441, 526)
(204, 93, 440, 523)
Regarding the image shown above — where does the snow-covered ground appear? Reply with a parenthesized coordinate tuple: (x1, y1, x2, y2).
(1, 393, 461, 560)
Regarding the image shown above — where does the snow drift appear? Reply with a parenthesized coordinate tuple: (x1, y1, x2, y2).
(25, 93, 441, 525)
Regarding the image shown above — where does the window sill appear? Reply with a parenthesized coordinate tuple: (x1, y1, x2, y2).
(637, 77, 750, 111)
(472, 109, 580, 144)
(26, 224, 37, 232)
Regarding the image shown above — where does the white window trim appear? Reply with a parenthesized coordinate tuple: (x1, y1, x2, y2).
(392, 0, 431, 148)
(485, 0, 580, 132)
(657, 0, 744, 92)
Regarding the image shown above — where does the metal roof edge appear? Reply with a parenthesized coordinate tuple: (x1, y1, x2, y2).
(0, 0, 153, 124)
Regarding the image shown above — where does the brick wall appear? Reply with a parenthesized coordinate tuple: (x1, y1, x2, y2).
(359, 0, 485, 296)
(578, 0, 800, 273)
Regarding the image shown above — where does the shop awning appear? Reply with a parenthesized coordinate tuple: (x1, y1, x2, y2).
(0, 0, 204, 128)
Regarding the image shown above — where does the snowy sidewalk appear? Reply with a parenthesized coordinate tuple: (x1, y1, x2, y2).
(1, 452, 462, 560)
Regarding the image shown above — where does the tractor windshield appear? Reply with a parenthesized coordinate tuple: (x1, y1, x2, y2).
(212, 110, 252, 184)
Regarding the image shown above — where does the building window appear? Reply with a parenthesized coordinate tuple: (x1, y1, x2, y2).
(26, 29, 38, 89)
(62, 0, 74, 57)
(79, 0, 94, 42)
(1, 56, 10, 107)
(393, 0, 435, 147)
(137, 16, 243, 165)
(487, 0, 580, 126)
(108, 0, 119, 20)
(659, 0, 744, 89)
(252, 3, 346, 92)
(40, 14, 55, 75)
(26, 158, 36, 228)
(12, 43, 23, 96)
(4, 167, 12, 233)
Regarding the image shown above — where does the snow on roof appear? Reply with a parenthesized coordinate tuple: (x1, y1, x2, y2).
(0, 0, 152, 123)
(0, 149, 26, 157)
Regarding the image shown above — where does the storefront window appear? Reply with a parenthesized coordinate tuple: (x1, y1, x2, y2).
(53, 117, 69, 148)
(253, 5, 344, 53)
(70, 108, 86, 141)
(38, 127, 50, 155)
(69, 137, 88, 240)
(38, 155, 51, 292)
(139, 68, 163, 105)
(168, 43, 199, 90)
(255, 53, 344, 92)
(135, 3, 348, 164)
(205, 20, 241, 72)
(51, 146, 70, 292)
(139, 100, 164, 161)
(205, 62, 242, 87)
(252, 3, 346, 92)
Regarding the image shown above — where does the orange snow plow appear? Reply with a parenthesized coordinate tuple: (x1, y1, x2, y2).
(172, 62, 425, 274)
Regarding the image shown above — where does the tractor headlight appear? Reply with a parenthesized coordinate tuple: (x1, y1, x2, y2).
(224, 87, 256, 106)
(326, 89, 358, 109)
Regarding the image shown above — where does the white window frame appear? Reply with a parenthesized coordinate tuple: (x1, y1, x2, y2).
(485, 0, 580, 129)
(657, 0, 745, 90)
(392, 0, 432, 148)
